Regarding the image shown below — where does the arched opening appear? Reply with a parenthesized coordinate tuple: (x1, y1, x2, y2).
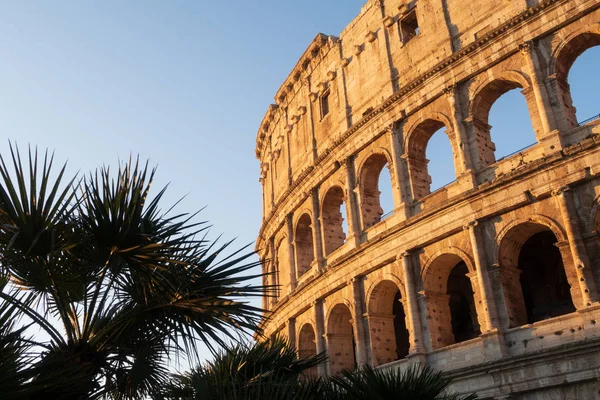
(498, 222, 575, 327)
(447, 262, 481, 343)
(423, 253, 481, 349)
(406, 119, 457, 200)
(488, 89, 537, 160)
(322, 186, 347, 255)
(359, 154, 395, 229)
(427, 128, 457, 192)
(295, 214, 314, 277)
(298, 323, 318, 379)
(327, 303, 356, 375)
(367, 280, 410, 366)
(520, 231, 575, 323)
(471, 78, 537, 167)
(556, 33, 600, 126)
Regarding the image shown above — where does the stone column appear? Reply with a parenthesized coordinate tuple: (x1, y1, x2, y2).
(310, 188, 326, 270)
(269, 237, 279, 306)
(344, 157, 363, 247)
(553, 186, 598, 306)
(351, 277, 369, 366)
(520, 41, 560, 150)
(400, 252, 425, 354)
(387, 123, 411, 219)
(464, 221, 499, 331)
(287, 318, 297, 349)
(286, 214, 297, 290)
(444, 85, 477, 189)
(313, 299, 328, 377)
(303, 77, 319, 163)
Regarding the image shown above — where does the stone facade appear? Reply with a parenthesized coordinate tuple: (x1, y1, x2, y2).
(254, 0, 600, 398)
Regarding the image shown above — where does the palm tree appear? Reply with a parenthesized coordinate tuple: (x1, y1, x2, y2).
(162, 337, 477, 400)
(0, 145, 269, 399)
(326, 365, 477, 400)
(161, 336, 327, 400)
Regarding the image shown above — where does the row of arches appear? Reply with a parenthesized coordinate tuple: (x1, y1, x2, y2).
(295, 218, 580, 374)
(267, 35, 600, 293)
(288, 160, 394, 281)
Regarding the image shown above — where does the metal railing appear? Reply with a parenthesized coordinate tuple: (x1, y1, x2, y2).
(579, 113, 600, 126)
(495, 142, 537, 163)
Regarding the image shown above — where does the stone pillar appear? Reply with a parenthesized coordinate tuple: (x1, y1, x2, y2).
(463, 116, 496, 169)
(444, 85, 477, 189)
(553, 186, 598, 306)
(344, 157, 363, 247)
(269, 237, 278, 306)
(351, 277, 369, 366)
(313, 299, 328, 377)
(400, 252, 425, 354)
(388, 123, 412, 219)
(286, 214, 297, 290)
(520, 41, 560, 150)
(464, 221, 500, 331)
(287, 318, 297, 349)
(310, 188, 326, 270)
(303, 77, 319, 163)
(547, 73, 577, 132)
(403, 154, 431, 201)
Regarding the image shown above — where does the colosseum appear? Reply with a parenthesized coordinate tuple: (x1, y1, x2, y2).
(254, 0, 600, 398)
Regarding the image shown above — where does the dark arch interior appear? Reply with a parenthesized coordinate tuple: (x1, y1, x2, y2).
(447, 261, 481, 343)
(518, 231, 575, 323)
(298, 324, 318, 378)
(392, 290, 410, 359)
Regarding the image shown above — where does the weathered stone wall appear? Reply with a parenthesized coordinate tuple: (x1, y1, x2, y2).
(255, 0, 600, 398)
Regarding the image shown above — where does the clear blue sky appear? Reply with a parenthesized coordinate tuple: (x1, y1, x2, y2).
(0, 1, 598, 363)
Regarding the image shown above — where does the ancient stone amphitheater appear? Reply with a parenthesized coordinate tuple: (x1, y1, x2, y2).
(254, 0, 600, 398)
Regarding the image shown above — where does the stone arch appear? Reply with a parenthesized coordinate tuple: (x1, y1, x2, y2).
(468, 71, 537, 167)
(550, 25, 600, 128)
(366, 278, 410, 366)
(357, 151, 395, 229)
(403, 113, 458, 200)
(497, 218, 575, 327)
(421, 249, 481, 349)
(493, 215, 567, 265)
(321, 185, 347, 255)
(298, 322, 318, 378)
(326, 302, 356, 375)
(551, 25, 600, 79)
(295, 213, 315, 277)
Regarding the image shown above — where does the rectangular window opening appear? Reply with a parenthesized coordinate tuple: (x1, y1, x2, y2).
(400, 9, 419, 44)
(320, 89, 330, 119)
